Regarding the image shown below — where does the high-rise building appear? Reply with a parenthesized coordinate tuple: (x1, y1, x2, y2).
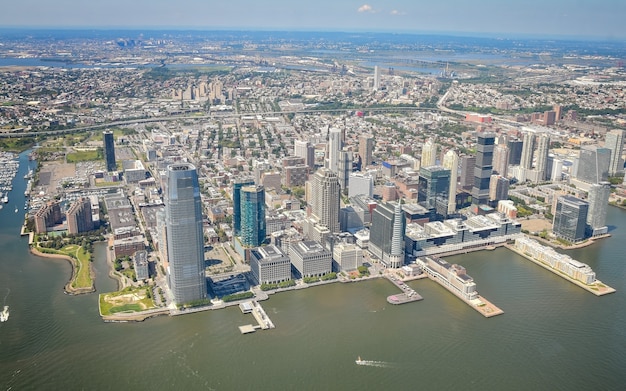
(442, 150, 459, 215)
(586, 182, 610, 236)
(338, 151, 353, 192)
(605, 129, 625, 176)
(327, 128, 342, 173)
(294, 139, 315, 170)
(507, 139, 524, 165)
(165, 164, 207, 304)
(34, 201, 63, 234)
(369, 201, 405, 268)
(535, 133, 550, 181)
(66, 198, 93, 235)
(418, 166, 451, 215)
(493, 144, 510, 177)
(373, 65, 380, 91)
(520, 131, 536, 170)
(358, 134, 374, 169)
(575, 145, 611, 184)
(471, 133, 495, 205)
(310, 168, 340, 233)
(103, 130, 116, 172)
(233, 178, 254, 236)
(421, 139, 438, 168)
(240, 185, 266, 247)
(553, 195, 589, 243)
(459, 155, 476, 190)
(348, 172, 374, 198)
(489, 175, 510, 204)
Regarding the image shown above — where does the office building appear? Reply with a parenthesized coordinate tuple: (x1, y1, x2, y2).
(419, 166, 451, 216)
(535, 133, 550, 182)
(310, 168, 341, 233)
(373, 65, 381, 91)
(294, 139, 315, 170)
(459, 155, 475, 190)
(338, 150, 353, 191)
(586, 182, 610, 236)
(103, 130, 116, 172)
(133, 250, 149, 281)
(332, 242, 363, 272)
(165, 164, 207, 304)
(369, 201, 405, 268)
(493, 144, 510, 177)
(249, 245, 292, 285)
(67, 198, 94, 235)
(553, 195, 589, 242)
(605, 129, 625, 176)
(442, 149, 459, 215)
(289, 241, 332, 278)
(359, 134, 374, 168)
(489, 175, 510, 205)
(327, 128, 342, 173)
(348, 172, 374, 198)
(233, 178, 254, 236)
(575, 145, 611, 184)
(240, 185, 266, 247)
(507, 139, 523, 165)
(471, 133, 495, 205)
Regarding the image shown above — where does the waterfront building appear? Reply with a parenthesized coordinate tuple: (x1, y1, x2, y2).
(103, 130, 116, 172)
(575, 145, 611, 184)
(605, 129, 625, 176)
(34, 201, 63, 234)
(332, 242, 363, 272)
(421, 139, 438, 168)
(418, 257, 478, 301)
(133, 250, 149, 280)
(553, 195, 589, 243)
(586, 182, 611, 236)
(514, 237, 596, 284)
(358, 134, 374, 168)
(233, 178, 254, 236)
(442, 149, 459, 215)
(310, 168, 340, 234)
(165, 163, 207, 305)
(67, 198, 94, 235)
(369, 201, 405, 268)
(472, 133, 495, 205)
(289, 240, 332, 278)
(249, 245, 292, 285)
(493, 144, 510, 178)
(240, 185, 266, 247)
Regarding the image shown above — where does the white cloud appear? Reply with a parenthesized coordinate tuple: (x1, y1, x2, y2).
(390, 9, 406, 16)
(357, 4, 374, 13)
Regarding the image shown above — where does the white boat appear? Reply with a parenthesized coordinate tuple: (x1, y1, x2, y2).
(14, 207, 18, 213)
(2, 195, 7, 203)
(356, 356, 364, 365)
(0, 306, 9, 322)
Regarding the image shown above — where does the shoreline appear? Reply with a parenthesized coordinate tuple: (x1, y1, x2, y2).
(29, 246, 95, 295)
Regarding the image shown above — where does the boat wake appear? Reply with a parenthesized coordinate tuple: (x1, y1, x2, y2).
(355, 357, 393, 368)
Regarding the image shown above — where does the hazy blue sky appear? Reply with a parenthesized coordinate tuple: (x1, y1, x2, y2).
(2, 0, 625, 39)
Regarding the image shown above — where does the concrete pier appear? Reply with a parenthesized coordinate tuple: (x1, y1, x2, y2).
(238, 300, 274, 333)
(384, 275, 423, 305)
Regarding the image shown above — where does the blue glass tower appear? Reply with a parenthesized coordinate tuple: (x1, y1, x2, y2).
(240, 185, 266, 247)
(233, 178, 254, 236)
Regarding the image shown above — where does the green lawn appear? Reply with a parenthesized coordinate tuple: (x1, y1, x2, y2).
(66, 149, 102, 163)
(99, 287, 156, 316)
(36, 243, 93, 289)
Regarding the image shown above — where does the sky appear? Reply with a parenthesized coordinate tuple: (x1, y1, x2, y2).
(2, 0, 626, 39)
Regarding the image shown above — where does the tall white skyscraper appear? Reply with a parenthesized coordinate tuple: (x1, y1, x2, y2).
(327, 128, 342, 173)
(605, 129, 625, 176)
(586, 182, 611, 236)
(389, 203, 404, 268)
(442, 149, 459, 214)
(348, 172, 374, 198)
(520, 131, 536, 170)
(421, 139, 437, 168)
(373, 65, 380, 91)
(493, 144, 510, 178)
(311, 168, 340, 233)
(165, 163, 207, 304)
(535, 133, 550, 181)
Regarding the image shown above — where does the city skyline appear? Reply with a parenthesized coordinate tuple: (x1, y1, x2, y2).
(1, 1, 625, 40)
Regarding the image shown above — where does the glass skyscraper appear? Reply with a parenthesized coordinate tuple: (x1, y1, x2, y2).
(165, 164, 207, 304)
(103, 130, 116, 172)
(553, 195, 589, 242)
(240, 185, 266, 247)
(472, 133, 495, 205)
(233, 178, 254, 236)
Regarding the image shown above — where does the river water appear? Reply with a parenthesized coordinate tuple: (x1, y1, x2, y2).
(1, 150, 625, 390)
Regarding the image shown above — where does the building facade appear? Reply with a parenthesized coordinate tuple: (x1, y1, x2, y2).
(249, 245, 292, 285)
(103, 130, 116, 172)
(553, 195, 589, 242)
(471, 133, 495, 205)
(240, 185, 266, 247)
